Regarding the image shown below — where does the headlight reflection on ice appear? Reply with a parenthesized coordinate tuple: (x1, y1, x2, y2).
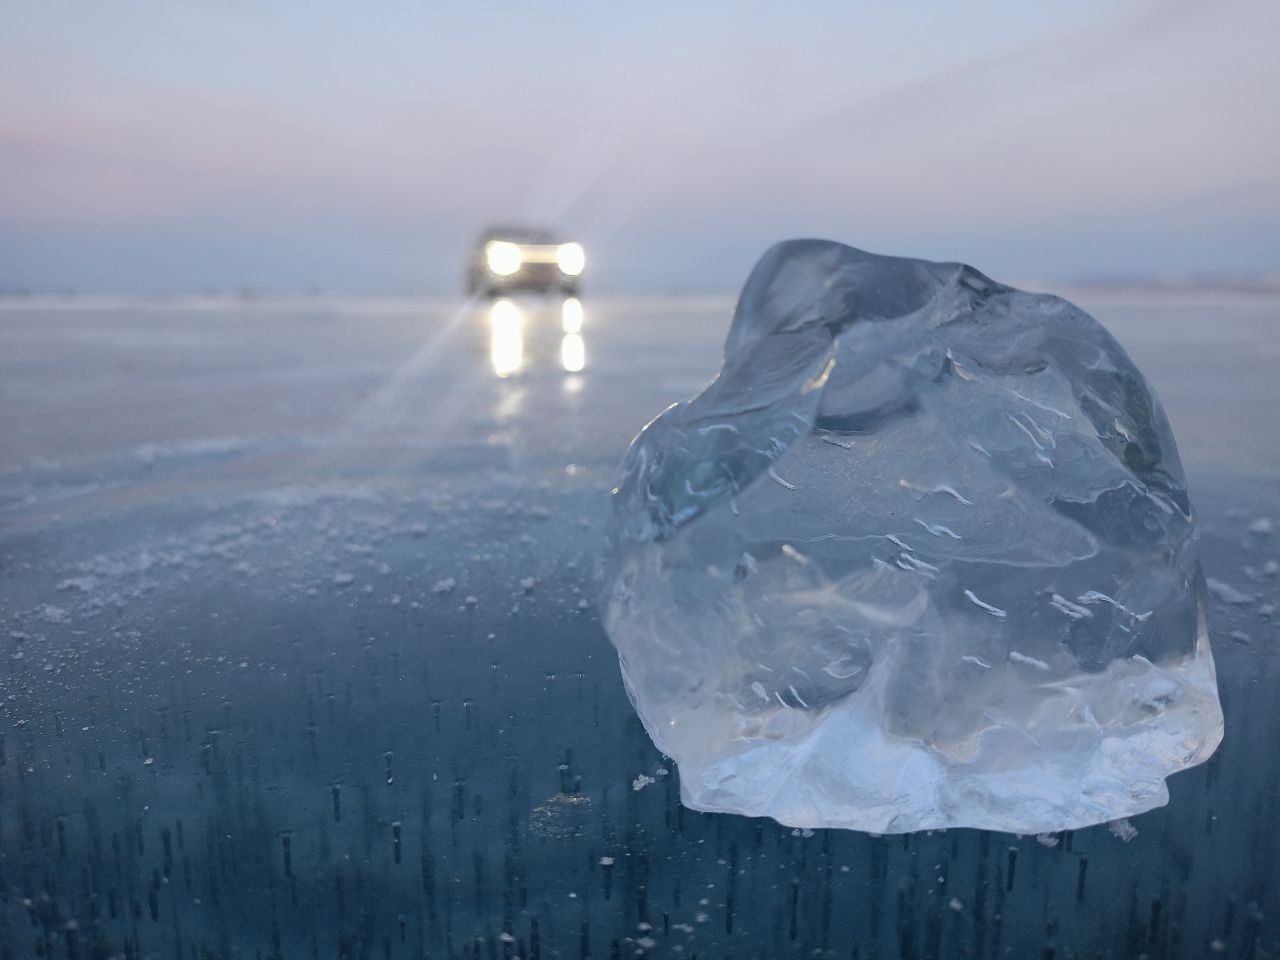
(561, 297, 584, 334)
(560, 333, 586, 373)
(489, 299, 524, 377)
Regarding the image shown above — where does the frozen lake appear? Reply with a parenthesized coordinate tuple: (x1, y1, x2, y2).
(1, 291, 1278, 958)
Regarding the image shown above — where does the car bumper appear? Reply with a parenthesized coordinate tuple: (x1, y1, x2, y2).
(482, 264, 580, 293)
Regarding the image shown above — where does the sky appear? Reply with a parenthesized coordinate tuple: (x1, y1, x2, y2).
(1, 0, 1277, 293)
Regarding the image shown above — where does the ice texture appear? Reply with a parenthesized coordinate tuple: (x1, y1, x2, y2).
(600, 240, 1224, 834)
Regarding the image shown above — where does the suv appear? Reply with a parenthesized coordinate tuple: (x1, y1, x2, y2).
(466, 226, 585, 297)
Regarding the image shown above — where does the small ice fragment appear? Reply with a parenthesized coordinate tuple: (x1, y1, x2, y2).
(1108, 818, 1138, 842)
(949, 897, 964, 912)
(1035, 833, 1059, 848)
(961, 655, 992, 669)
(599, 856, 614, 866)
(333, 573, 355, 587)
(431, 577, 457, 594)
(1009, 651, 1050, 671)
(520, 577, 536, 592)
(1248, 517, 1273, 535)
(1230, 631, 1251, 645)
(964, 589, 1007, 618)
(632, 774, 655, 791)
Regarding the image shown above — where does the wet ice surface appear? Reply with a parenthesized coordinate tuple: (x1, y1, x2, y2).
(603, 242, 1223, 833)
(1, 290, 1279, 957)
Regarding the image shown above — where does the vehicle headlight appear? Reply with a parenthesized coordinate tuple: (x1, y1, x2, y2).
(485, 241, 523, 277)
(557, 242, 586, 277)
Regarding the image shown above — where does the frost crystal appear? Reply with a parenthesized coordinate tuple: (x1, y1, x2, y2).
(601, 240, 1223, 834)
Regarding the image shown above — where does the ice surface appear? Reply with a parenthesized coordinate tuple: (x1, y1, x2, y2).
(601, 240, 1224, 834)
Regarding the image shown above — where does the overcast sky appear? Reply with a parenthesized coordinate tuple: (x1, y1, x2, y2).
(1, 0, 1277, 292)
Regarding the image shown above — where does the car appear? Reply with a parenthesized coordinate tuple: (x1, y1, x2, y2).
(466, 226, 585, 297)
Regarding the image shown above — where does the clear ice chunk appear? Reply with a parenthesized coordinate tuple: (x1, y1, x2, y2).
(600, 240, 1224, 834)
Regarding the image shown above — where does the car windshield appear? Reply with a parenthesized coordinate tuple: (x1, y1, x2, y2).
(483, 227, 558, 246)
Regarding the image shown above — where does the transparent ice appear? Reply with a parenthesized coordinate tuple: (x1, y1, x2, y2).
(601, 240, 1224, 834)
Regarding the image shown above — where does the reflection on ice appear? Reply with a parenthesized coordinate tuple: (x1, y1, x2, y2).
(488, 298, 523, 378)
(561, 298, 587, 372)
(560, 332, 586, 372)
(487, 296, 588, 377)
(562, 296, 584, 334)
